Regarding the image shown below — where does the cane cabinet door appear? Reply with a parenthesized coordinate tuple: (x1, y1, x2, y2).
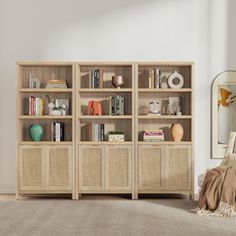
(19, 145, 45, 191)
(46, 145, 72, 191)
(165, 145, 192, 191)
(79, 145, 105, 191)
(138, 144, 164, 191)
(106, 145, 131, 191)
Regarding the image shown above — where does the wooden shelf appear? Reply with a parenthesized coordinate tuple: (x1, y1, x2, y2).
(19, 141, 73, 145)
(78, 141, 133, 145)
(79, 115, 133, 119)
(138, 88, 192, 93)
(138, 115, 192, 119)
(78, 88, 132, 93)
(19, 88, 73, 93)
(138, 141, 192, 145)
(19, 115, 73, 119)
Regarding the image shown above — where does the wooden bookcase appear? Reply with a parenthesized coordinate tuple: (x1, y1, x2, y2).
(16, 62, 76, 199)
(134, 62, 194, 199)
(16, 61, 194, 200)
(76, 63, 135, 199)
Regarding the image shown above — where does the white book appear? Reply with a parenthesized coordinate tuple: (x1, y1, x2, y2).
(56, 123, 60, 142)
(35, 97, 40, 116)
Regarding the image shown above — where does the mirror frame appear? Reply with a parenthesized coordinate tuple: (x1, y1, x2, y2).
(212, 70, 236, 159)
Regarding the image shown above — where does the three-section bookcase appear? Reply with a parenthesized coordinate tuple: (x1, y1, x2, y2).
(16, 61, 194, 200)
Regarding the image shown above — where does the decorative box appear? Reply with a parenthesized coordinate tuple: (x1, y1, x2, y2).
(108, 134, 125, 142)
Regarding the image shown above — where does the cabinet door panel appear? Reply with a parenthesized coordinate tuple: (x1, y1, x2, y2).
(46, 145, 72, 191)
(19, 145, 45, 191)
(138, 145, 164, 191)
(165, 145, 192, 191)
(79, 145, 105, 191)
(106, 145, 131, 191)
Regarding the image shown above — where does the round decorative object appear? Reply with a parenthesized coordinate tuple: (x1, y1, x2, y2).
(112, 76, 124, 89)
(29, 124, 43, 141)
(171, 123, 184, 141)
(168, 71, 184, 89)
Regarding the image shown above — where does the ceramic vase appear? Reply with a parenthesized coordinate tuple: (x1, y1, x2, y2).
(171, 123, 184, 141)
(29, 124, 43, 141)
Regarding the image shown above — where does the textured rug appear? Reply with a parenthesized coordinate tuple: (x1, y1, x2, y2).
(0, 197, 236, 236)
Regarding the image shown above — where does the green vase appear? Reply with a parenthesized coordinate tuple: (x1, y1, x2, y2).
(29, 124, 43, 141)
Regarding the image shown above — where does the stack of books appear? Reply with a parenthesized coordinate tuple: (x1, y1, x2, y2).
(46, 80, 68, 88)
(89, 69, 103, 88)
(51, 122, 65, 141)
(148, 68, 161, 89)
(27, 96, 43, 116)
(108, 95, 125, 115)
(88, 123, 105, 141)
(143, 130, 164, 142)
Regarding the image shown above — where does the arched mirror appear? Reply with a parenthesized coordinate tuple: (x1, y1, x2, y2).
(212, 71, 236, 158)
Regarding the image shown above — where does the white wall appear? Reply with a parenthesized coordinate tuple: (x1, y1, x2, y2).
(0, 0, 235, 193)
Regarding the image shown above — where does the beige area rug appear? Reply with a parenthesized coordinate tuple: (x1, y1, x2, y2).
(0, 196, 236, 236)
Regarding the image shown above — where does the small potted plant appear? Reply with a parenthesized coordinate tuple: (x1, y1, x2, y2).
(51, 105, 66, 116)
(108, 130, 125, 142)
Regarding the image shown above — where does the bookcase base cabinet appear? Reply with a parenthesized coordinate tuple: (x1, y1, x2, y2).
(138, 144, 192, 196)
(77, 144, 132, 197)
(18, 144, 72, 196)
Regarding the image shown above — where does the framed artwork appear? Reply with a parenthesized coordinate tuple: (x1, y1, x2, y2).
(212, 71, 236, 158)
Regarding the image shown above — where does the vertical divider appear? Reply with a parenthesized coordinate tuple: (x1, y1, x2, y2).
(72, 63, 77, 199)
(75, 63, 80, 199)
(133, 63, 138, 199)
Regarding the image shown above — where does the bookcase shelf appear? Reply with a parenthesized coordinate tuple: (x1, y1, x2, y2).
(19, 141, 73, 145)
(19, 88, 73, 93)
(78, 88, 132, 93)
(79, 115, 133, 119)
(16, 61, 193, 201)
(20, 115, 73, 119)
(138, 89, 192, 93)
(138, 115, 192, 119)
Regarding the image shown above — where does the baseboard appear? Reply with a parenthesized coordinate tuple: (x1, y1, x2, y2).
(0, 184, 15, 194)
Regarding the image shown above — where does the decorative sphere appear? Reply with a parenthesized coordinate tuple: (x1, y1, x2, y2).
(29, 124, 43, 141)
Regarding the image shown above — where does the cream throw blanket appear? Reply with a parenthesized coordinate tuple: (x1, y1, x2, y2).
(192, 154, 236, 217)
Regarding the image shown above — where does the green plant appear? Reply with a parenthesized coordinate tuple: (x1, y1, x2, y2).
(108, 130, 124, 135)
(53, 105, 66, 111)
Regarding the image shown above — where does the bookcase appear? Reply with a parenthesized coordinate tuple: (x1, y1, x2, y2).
(134, 62, 194, 199)
(16, 61, 194, 200)
(76, 63, 134, 198)
(16, 62, 76, 199)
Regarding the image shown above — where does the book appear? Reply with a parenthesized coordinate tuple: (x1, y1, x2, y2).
(51, 122, 65, 141)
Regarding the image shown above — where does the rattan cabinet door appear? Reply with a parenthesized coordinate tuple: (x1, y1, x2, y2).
(138, 144, 164, 191)
(78, 145, 105, 191)
(19, 145, 45, 191)
(165, 145, 192, 191)
(46, 145, 72, 191)
(106, 145, 131, 191)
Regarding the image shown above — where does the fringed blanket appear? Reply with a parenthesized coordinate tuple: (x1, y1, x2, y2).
(192, 166, 236, 217)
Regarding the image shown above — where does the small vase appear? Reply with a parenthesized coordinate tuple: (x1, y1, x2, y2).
(29, 124, 43, 141)
(171, 123, 184, 142)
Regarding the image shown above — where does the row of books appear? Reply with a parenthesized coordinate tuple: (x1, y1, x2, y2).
(89, 69, 103, 88)
(143, 130, 164, 142)
(28, 96, 44, 116)
(88, 123, 105, 141)
(51, 122, 65, 141)
(148, 68, 161, 89)
(46, 80, 68, 88)
(108, 95, 125, 115)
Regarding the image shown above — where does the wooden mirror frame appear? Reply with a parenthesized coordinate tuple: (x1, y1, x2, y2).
(212, 70, 236, 159)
